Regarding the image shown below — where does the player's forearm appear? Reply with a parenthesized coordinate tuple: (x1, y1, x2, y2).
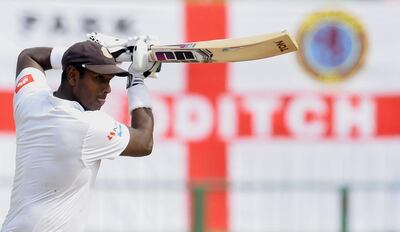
(131, 108, 154, 131)
(16, 47, 52, 75)
(129, 108, 154, 155)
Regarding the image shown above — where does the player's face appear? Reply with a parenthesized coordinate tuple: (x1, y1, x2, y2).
(74, 69, 113, 111)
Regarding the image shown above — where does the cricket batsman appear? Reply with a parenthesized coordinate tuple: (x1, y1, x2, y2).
(1, 34, 160, 231)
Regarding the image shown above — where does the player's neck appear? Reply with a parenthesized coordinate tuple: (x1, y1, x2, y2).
(53, 84, 77, 102)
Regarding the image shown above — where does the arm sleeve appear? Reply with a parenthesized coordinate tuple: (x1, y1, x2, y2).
(14, 67, 51, 108)
(81, 111, 130, 166)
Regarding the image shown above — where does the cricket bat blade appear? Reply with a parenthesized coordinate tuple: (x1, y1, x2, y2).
(149, 30, 298, 63)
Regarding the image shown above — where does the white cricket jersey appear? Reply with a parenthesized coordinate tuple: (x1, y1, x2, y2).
(1, 68, 130, 232)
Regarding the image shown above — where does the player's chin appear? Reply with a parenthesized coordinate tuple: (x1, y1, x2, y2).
(94, 101, 105, 110)
(87, 99, 105, 111)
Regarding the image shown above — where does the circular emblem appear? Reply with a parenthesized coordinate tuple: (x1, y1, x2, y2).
(101, 46, 113, 59)
(297, 10, 367, 83)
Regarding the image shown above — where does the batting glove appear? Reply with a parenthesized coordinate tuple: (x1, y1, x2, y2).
(87, 32, 129, 61)
(87, 32, 161, 78)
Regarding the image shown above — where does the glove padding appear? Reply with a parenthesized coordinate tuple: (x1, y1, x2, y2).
(128, 38, 161, 79)
(87, 32, 161, 78)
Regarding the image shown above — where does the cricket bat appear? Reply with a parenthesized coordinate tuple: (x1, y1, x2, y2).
(88, 30, 298, 63)
(149, 30, 298, 63)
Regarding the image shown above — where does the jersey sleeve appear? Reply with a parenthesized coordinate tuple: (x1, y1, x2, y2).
(14, 67, 51, 107)
(81, 111, 130, 166)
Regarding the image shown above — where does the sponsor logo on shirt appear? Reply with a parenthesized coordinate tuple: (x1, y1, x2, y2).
(15, 74, 34, 93)
(107, 122, 123, 141)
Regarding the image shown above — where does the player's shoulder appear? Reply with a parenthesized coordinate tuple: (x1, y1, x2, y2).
(80, 110, 127, 141)
(14, 67, 51, 116)
(81, 110, 112, 119)
(16, 67, 46, 81)
(14, 67, 49, 100)
(80, 110, 117, 126)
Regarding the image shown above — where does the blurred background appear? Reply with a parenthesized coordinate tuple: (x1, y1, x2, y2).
(1, 0, 400, 231)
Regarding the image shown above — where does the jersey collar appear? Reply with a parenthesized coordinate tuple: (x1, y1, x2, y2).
(51, 94, 85, 112)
